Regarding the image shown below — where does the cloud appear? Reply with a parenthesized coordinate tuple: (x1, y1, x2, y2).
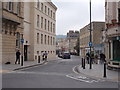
(52, 0, 105, 35)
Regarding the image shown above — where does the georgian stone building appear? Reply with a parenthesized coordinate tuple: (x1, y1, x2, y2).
(1, 2, 24, 64)
(80, 22, 105, 57)
(105, 1, 120, 68)
(23, 1, 57, 61)
(67, 30, 79, 53)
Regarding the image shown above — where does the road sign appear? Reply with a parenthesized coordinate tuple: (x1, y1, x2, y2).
(21, 39, 24, 44)
(116, 36, 120, 40)
(89, 42, 92, 47)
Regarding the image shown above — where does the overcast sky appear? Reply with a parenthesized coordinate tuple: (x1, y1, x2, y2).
(51, 0, 105, 35)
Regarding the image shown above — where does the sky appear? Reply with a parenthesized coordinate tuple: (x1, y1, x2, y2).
(51, 0, 105, 35)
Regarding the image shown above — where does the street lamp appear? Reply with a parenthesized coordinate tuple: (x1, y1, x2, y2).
(89, 0, 92, 69)
(21, 34, 24, 66)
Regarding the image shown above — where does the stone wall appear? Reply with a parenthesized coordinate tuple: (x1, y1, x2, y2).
(2, 34, 16, 64)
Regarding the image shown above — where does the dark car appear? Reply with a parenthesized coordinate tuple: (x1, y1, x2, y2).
(62, 52, 71, 59)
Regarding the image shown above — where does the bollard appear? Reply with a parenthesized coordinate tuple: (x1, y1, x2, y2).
(38, 56, 40, 63)
(82, 58, 84, 68)
(21, 55, 23, 66)
(103, 62, 107, 78)
(83, 58, 86, 69)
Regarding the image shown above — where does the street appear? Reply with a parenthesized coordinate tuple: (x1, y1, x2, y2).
(2, 56, 119, 88)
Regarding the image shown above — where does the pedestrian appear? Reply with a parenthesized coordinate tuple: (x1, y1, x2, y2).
(86, 52, 90, 64)
(95, 54, 98, 64)
(41, 51, 45, 61)
(100, 53, 106, 64)
(44, 51, 48, 61)
(15, 50, 21, 64)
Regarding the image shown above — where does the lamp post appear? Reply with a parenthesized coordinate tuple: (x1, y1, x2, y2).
(89, 0, 92, 69)
(21, 34, 24, 66)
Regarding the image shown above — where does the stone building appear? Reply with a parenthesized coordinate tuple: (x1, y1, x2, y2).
(1, 2, 24, 64)
(56, 38, 69, 53)
(79, 22, 105, 57)
(104, 1, 120, 68)
(23, 1, 57, 61)
(67, 30, 79, 53)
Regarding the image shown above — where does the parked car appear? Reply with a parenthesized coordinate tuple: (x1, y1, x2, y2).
(62, 52, 71, 59)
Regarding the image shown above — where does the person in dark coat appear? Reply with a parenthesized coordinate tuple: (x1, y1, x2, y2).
(15, 50, 21, 64)
(86, 52, 90, 64)
(100, 53, 106, 64)
(44, 51, 48, 61)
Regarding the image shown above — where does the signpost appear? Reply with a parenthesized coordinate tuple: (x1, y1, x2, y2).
(89, 42, 92, 47)
(21, 36, 24, 66)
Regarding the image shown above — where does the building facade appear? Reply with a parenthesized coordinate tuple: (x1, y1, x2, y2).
(1, 2, 24, 64)
(24, 1, 57, 61)
(80, 22, 105, 57)
(56, 38, 69, 53)
(67, 30, 79, 53)
(105, 1, 120, 68)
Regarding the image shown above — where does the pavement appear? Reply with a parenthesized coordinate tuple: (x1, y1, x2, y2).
(76, 63, 120, 82)
(0, 56, 62, 73)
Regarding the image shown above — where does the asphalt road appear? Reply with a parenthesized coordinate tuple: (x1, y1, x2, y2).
(2, 56, 119, 88)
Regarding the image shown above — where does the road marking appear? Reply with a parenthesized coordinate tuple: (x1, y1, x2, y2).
(66, 74, 99, 83)
(72, 65, 79, 74)
(71, 65, 105, 83)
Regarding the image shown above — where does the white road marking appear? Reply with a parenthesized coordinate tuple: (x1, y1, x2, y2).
(66, 74, 99, 83)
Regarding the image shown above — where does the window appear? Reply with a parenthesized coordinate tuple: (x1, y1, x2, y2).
(45, 19, 47, 30)
(51, 22, 52, 32)
(53, 24, 55, 33)
(51, 36, 52, 45)
(37, 33, 39, 44)
(118, 8, 120, 22)
(41, 17, 43, 28)
(17, 2, 21, 15)
(37, 0, 39, 9)
(37, 15, 39, 27)
(51, 10, 52, 18)
(48, 20, 49, 31)
(45, 6, 47, 13)
(48, 8, 49, 15)
(53, 12, 55, 19)
(8, 1, 13, 11)
(35, 56, 37, 60)
(41, 34, 43, 44)
(48, 36, 49, 45)
(53, 37, 55, 45)
(16, 32, 20, 48)
(45, 35, 47, 44)
(37, 51, 39, 55)
(41, 3, 43, 11)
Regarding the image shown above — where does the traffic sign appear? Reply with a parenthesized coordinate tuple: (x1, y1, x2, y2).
(89, 42, 92, 47)
(116, 36, 120, 40)
(21, 39, 24, 44)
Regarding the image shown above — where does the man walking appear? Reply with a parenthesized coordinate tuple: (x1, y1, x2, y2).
(100, 53, 106, 64)
(86, 52, 90, 64)
(15, 50, 21, 64)
(44, 51, 48, 61)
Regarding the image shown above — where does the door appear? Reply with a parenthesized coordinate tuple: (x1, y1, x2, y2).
(113, 40, 120, 61)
